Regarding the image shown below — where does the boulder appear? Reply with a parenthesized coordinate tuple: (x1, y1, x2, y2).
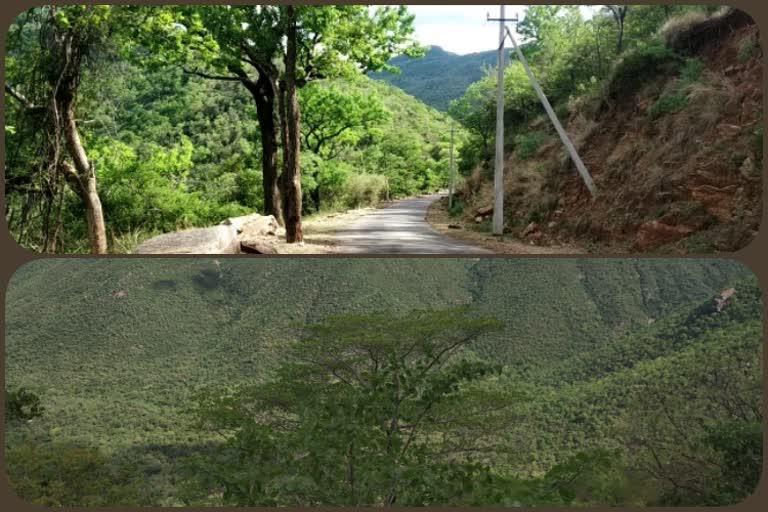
(476, 205, 493, 216)
(474, 216, 484, 224)
(521, 222, 539, 237)
(222, 214, 279, 237)
(135, 225, 239, 254)
(240, 238, 280, 254)
(632, 221, 694, 251)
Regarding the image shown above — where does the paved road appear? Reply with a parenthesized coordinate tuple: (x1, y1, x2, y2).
(334, 194, 490, 254)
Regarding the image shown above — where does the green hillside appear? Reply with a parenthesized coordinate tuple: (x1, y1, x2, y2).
(4, 259, 761, 506)
(369, 46, 498, 111)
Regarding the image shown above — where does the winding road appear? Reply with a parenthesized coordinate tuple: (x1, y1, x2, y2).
(333, 194, 489, 254)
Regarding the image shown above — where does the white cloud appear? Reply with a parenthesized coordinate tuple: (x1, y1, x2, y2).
(402, 4, 599, 55)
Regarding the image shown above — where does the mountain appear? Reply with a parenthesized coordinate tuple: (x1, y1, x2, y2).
(4, 258, 759, 504)
(369, 45, 498, 111)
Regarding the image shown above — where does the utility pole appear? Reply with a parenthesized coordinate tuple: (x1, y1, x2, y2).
(448, 121, 455, 209)
(487, 6, 518, 236)
(505, 26, 598, 197)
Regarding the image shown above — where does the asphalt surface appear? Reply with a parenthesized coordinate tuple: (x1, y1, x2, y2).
(333, 194, 490, 254)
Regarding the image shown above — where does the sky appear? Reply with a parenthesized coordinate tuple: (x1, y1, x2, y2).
(406, 5, 597, 55)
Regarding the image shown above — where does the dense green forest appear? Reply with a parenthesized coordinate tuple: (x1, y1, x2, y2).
(369, 45, 497, 111)
(5, 259, 762, 506)
(4, 5, 464, 253)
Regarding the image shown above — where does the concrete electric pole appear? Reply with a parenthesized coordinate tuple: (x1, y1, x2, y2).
(487, 6, 518, 236)
(448, 121, 455, 210)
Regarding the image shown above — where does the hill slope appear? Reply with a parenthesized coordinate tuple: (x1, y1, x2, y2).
(4, 258, 758, 504)
(454, 10, 761, 253)
(369, 45, 497, 111)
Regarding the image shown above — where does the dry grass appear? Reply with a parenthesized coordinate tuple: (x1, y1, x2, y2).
(426, 197, 580, 254)
(659, 11, 710, 48)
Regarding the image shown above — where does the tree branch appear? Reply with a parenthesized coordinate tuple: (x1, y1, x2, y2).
(182, 68, 241, 82)
(5, 83, 38, 109)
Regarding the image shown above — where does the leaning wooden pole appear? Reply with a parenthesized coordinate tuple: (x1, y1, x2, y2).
(505, 26, 599, 198)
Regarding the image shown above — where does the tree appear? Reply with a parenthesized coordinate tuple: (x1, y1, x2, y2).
(299, 82, 389, 211)
(4, 6, 128, 253)
(188, 308, 524, 506)
(141, 5, 422, 242)
(604, 5, 630, 53)
(5, 388, 43, 422)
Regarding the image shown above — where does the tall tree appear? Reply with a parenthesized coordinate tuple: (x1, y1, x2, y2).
(604, 5, 630, 53)
(5, 6, 124, 253)
(189, 308, 519, 506)
(139, 5, 422, 241)
(300, 82, 389, 211)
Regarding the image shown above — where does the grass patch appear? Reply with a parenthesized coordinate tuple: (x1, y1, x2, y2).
(648, 58, 703, 120)
(649, 92, 689, 120)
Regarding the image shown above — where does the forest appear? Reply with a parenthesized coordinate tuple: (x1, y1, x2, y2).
(4, 5, 464, 253)
(4, 258, 763, 506)
(6, 5, 761, 255)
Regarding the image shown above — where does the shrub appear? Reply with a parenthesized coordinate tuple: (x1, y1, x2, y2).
(649, 92, 689, 119)
(738, 34, 759, 62)
(514, 131, 549, 160)
(343, 173, 388, 208)
(449, 199, 464, 217)
(680, 58, 704, 86)
(659, 11, 710, 49)
(605, 44, 682, 101)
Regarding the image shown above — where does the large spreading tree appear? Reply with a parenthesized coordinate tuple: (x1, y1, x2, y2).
(139, 5, 423, 241)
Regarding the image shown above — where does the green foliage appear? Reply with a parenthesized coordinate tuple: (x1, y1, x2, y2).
(738, 33, 760, 62)
(6, 259, 759, 506)
(343, 173, 388, 208)
(647, 57, 703, 119)
(606, 43, 681, 99)
(5, 388, 44, 422)
(648, 92, 689, 119)
(6, 440, 150, 506)
(514, 131, 550, 160)
(187, 308, 510, 506)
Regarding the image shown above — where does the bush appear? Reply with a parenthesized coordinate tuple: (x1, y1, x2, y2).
(514, 131, 549, 160)
(449, 199, 464, 217)
(605, 44, 681, 100)
(649, 92, 689, 119)
(659, 11, 710, 49)
(343, 173, 388, 208)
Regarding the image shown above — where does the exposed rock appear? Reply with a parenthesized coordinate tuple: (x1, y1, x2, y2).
(476, 205, 494, 216)
(547, 221, 557, 229)
(690, 184, 738, 222)
(240, 237, 280, 254)
(135, 225, 239, 254)
(632, 221, 694, 251)
(223, 214, 280, 237)
(714, 287, 736, 312)
(521, 222, 539, 237)
(740, 156, 756, 178)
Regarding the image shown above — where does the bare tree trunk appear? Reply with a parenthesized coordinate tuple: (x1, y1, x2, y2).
(61, 97, 107, 254)
(279, 6, 303, 243)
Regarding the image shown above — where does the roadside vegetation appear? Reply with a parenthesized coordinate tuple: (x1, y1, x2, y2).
(444, 5, 761, 253)
(4, 5, 465, 253)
